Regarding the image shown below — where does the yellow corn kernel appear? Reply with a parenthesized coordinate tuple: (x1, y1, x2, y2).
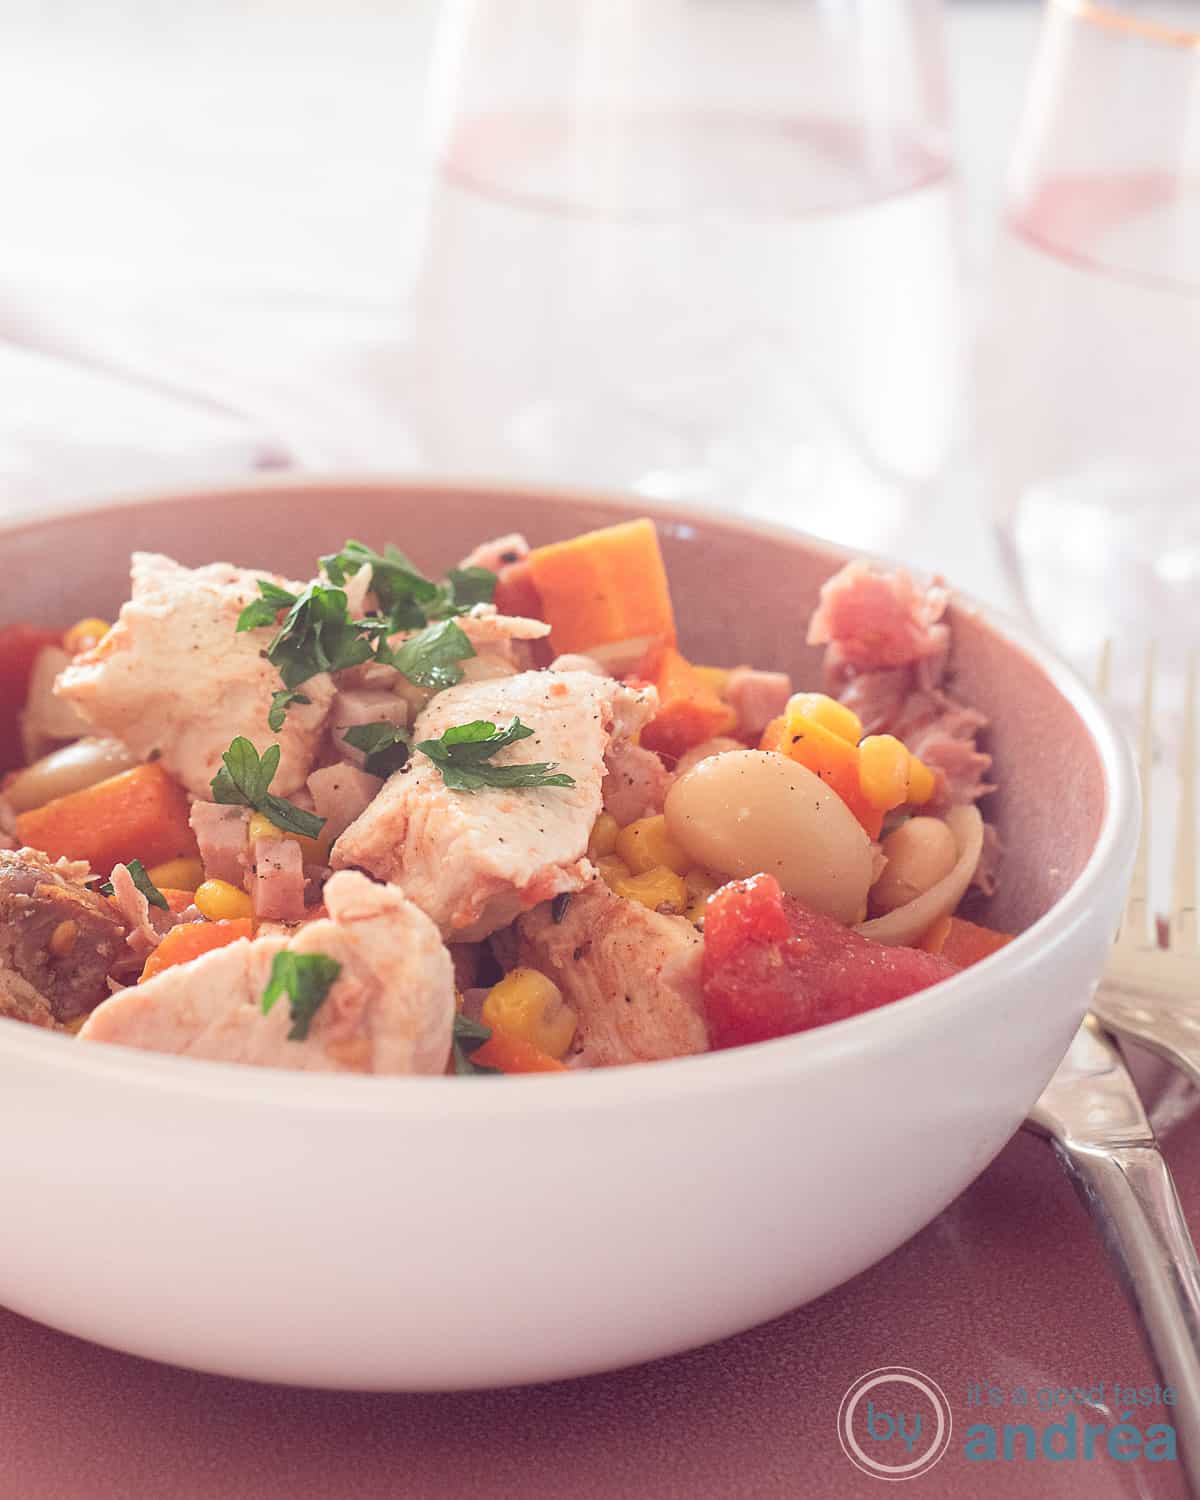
(62, 617, 111, 656)
(48, 919, 78, 958)
(906, 755, 936, 806)
(610, 865, 687, 915)
(858, 734, 911, 812)
(194, 879, 253, 922)
(588, 811, 621, 861)
(147, 857, 205, 893)
(683, 868, 722, 925)
(596, 854, 631, 889)
(786, 692, 863, 745)
(694, 665, 730, 696)
(615, 814, 690, 876)
(483, 968, 577, 1059)
(247, 809, 330, 867)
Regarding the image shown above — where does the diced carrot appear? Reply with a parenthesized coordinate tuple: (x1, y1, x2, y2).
(106, 887, 195, 921)
(16, 762, 198, 875)
(0, 625, 62, 771)
(920, 915, 1014, 966)
(526, 518, 677, 655)
(761, 713, 884, 839)
(139, 918, 254, 984)
(639, 646, 738, 760)
(493, 558, 543, 620)
(472, 1031, 568, 1074)
(160, 888, 197, 915)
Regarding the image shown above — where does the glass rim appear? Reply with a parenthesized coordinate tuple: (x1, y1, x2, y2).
(1057, 0, 1200, 50)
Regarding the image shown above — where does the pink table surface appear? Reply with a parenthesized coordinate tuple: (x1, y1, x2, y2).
(1, 1128, 1193, 1500)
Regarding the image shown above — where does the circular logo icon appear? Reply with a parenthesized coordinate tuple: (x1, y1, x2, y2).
(838, 1366, 953, 1482)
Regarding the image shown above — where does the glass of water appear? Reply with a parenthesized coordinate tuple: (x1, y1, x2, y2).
(977, 0, 1200, 669)
(410, 0, 961, 551)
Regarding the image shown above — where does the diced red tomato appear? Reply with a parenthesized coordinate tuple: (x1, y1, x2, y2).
(0, 625, 62, 771)
(702, 873, 959, 1048)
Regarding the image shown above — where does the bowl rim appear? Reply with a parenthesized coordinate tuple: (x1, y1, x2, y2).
(0, 473, 1139, 1117)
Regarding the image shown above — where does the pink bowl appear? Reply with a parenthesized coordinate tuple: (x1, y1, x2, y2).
(0, 477, 1137, 1389)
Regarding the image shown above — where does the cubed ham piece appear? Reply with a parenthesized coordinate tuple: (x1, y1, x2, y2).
(602, 739, 671, 824)
(723, 667, 792, 740)
(331, 670, 655, 941)
(517, 879, 708, 1066)
(55, 553, 335, 799)
(252, 836, 306, 923)
(79, 871, 455, 1074)
(457, 533, 530, 573)
(307, 764, 383, 842)
(330, 689, 409, 767)
(807, 561, 997, 886)
(190, 802, 250, 886)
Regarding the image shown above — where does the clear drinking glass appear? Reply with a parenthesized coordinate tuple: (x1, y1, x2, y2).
(977, 0, 1200, 669)
(410, 0, 961, 550)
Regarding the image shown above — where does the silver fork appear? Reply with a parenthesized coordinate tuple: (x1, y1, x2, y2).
(1093, 648, 1200, 1077)
(1026, 646, 1200, 1493)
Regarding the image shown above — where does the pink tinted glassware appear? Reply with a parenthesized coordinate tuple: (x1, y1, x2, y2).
(410, 0, 961, 551)
(978, 0, 1200, 670)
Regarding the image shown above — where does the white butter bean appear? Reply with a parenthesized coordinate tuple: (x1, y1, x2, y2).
(664, 749, 873, 923)
(870, 817, 959, 914)
(4, 737, 136, 814)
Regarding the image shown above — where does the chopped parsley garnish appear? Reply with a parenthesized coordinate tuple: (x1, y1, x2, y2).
(341, 721, 412, 779)
(376, 619, 476, 692)
(210, 736, 326, 840)
(320, 540, 442, 631)
(245, 580, 376, 690)
(98, 858, 167, 910)
(551, 892, 572, 924)
(235, 578, 298, 632)
(320, 540, 496, 625)
(452, 1012, 498, 1075)
(268, 689, 310, 732)
(261, 951, 342, 1042)
(444, 566, 497, 612)
(416, 718, 576, 793)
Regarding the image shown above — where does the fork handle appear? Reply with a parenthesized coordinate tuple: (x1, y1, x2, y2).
(1053, 1137, 1200, 1490)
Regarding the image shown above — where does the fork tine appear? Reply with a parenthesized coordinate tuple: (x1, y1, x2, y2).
(1170, 653, 1197, 949)
(1116, 642, 1154, 949)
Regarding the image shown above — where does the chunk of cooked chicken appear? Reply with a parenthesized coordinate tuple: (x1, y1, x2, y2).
(79, 871, 455, 1073)
(517, 879, 708, 1066)
(332, 671, 655, 942)
(0, 848, 128, 1025)
(55, 552, 335, 799)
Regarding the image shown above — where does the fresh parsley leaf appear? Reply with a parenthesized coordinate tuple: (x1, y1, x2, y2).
(210, 736, 326, 840)
(416, 717, 576, 794)
(236, 579, 298, 633)
(97, 858, 168, 910)
(261, 951, 342, 1042)
(452, 1013, 499, 1076)
(341, 721, 412, 779)
(268, 689, 311, 733)
(442, 566, 497, 613)
(321, 540, 441, 631)
(376, 618, 476, 691)
(320, 540, 497, 626)
(267, 582, 376, 691)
